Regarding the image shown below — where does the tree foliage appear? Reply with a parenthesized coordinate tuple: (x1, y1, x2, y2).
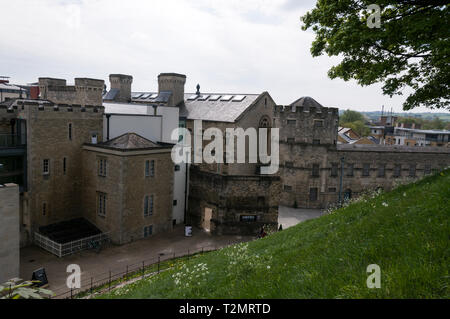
(301, 0, 450, 111)
(342, 120, 371, 137)
(0, 279, 54, 299)
(398, 116, 448, 130)
(340, 109, 367, 123)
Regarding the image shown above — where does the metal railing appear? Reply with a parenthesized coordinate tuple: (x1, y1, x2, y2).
(34, 232, 110, 258)
(50, 238, 253, 299)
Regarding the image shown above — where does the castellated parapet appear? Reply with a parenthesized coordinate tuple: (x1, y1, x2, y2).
(8, 99, 104, 243)
(39, 77, 104, 106)
(274, 103, 339, 146)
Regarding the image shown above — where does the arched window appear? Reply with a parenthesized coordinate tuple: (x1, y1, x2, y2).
(259, 116, 271, 128)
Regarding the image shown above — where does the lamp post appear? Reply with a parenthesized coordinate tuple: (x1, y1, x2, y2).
(338, 157, 345, 207)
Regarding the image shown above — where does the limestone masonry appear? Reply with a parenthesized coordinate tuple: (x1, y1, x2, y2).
(0, 73, 449, 250)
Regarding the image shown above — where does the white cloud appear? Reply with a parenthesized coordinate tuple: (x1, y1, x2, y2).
(0, 0, 438, 112)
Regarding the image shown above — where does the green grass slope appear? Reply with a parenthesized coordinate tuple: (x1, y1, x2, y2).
(100, 170, 450, 299)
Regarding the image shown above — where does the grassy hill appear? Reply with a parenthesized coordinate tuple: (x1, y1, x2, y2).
(100, 170, 450, 299)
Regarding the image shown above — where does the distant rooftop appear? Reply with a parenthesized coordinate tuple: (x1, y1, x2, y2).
(180, 93, 261, 122)
(89, 133, 169, 151)
(290, 96, 324, 109)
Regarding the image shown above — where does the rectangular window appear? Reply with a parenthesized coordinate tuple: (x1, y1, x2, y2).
(240, 215, 257, 222)
(363, 164, 370, 177)
(287, 119, 296, 125)
(312, 164, 320, 177)
(393, 164, 401, 178)
(175, 165, 181, 172)
(144, 225, 153, 238)
(424, 165, 432, 175)
(144, 195, 154, 217)
(314, 120, 324, 128)
(68, 123, 72, 141)
(173, 200, 178, 207)
(409, 164, 416, 177)
(146, 160, 155, 177)
(97, 192, 107, 217)
(378, 164, 386, 177)
(347, 164, 354, 177)
(313, 139, 321, 145)
(98, 158, 107, 177)
(309, 188, 318, 201)
(43, 159, 50, 175)
(331, 163, 338, 177)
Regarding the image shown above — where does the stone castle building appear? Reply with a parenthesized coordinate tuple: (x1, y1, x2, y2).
(276, 99, 450, 209)
(0, 72, 449, 254)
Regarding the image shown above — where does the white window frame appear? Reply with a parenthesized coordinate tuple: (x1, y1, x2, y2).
(43, 159, 50, 175)
(97, 192, 107, 217)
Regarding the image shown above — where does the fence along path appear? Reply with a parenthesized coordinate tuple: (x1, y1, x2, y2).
(51, 238, 250, 299)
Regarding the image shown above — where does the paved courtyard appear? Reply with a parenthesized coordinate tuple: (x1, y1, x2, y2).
(20, 226, 252, 297)
(20, 207, 324, 297)
(278, 206, 325, 229)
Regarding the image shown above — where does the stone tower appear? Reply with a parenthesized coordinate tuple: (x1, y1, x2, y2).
(109, 74, 133, 103)
(158, 73, 186, 107)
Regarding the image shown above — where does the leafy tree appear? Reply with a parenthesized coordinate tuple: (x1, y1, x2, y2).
(302, 1, 450, 110)
(422, 117, 446, 130)
(341, 120, 371, 137)
(340, 109, 367, 124)
(0, 279, 54, 299)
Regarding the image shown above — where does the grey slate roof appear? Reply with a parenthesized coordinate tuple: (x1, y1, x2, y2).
(103, 90, 263, 123)
(290, 96, 324, 109)
(99, 133, 161, 150)
(179, 93, 261, 123)
(103, 88, 119, 100)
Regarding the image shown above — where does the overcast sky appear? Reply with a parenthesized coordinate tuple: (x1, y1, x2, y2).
(0, 0, 441, 113)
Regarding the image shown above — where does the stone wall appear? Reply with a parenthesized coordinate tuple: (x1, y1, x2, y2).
(279, 116, 450, 209)
(16, 102, 104, 243)
(188, 166, 281, 235)
(82, 147, 174, 244)
(185, 92, 277, 176)
(0, 183, 19, 282)
(39, 77, 104, 106)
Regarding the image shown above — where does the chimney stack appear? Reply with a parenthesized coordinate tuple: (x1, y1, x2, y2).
(109, 74, 133, 103)
(158, 73, 186, 107)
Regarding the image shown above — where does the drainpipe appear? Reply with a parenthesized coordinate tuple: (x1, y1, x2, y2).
(106, 114, 111, 141)
(184, 155, 189, 225)
(338, 157, 345, 207)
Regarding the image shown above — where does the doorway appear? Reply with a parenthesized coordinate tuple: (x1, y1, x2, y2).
(202, 208, 213, 232)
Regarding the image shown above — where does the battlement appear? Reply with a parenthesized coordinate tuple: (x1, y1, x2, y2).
(75, 78, 104, 88)
(7, 100, 105, 115)
(38, 76, 104, 106)
(275, 104, 339, 117)
(275, 98, 339, 146)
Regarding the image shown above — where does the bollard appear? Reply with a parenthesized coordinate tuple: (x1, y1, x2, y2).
(90, 277, 93, 295)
